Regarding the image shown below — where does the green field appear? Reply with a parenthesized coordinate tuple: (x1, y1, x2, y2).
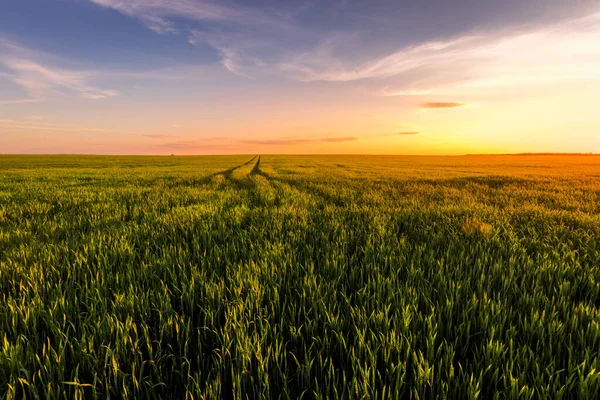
(1, 155, 600, 399)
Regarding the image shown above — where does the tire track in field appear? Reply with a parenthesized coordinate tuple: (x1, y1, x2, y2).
(250, 155, 262, 175)
(250, 155, 270, 180)
(223, 155, 258, 180)
(226, 155, 262, 190)
(195, 156, 258, 185)
(250, 158, 345, 206)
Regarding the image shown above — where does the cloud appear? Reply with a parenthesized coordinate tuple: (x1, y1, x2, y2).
(279, 10, 600, 96)
(159, 137, 234, 151)
(187, 30, 265, 76)
(88, 0, 292, 34)
(241, 136, 357, 145)
(88, 0, 305, 77)
(81, 2, 600, 96)
(159, 134, 398, 150)
(0, 118, 110, 133)
(39, 1, 600, 104)
(24, 115, 47, 121)
(280, 35, 480, 82)
(420, 102, 464, 109)
(0, 97, 45, 105)
(241, 139, 310, 146)
(143, 134, 177, 139)
(4, 59, 117, 100)
(321, 136, 358, 143)
(375, 131, 421, 138)
(95, 65, 219, 81)
(0, 40, 117, 103)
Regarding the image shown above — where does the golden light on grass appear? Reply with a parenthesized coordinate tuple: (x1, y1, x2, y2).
(461, 217, 493, 238)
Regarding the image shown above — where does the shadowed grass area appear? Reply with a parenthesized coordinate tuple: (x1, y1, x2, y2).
(1, 154, 600, 399)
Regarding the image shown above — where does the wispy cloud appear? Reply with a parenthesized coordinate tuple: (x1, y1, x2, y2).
(0, 39, 117, 103)
(0, 97, 44, 106)
(0, 118, 110, 133)
(187, 30, 267, 76)
(241, 136, 358, 145)
(4, 59, 117, 100)
(375, 131, 422, 138)
(157, 133, 410, 151)
(321, 136, 358, 143)
(88, 0, 306, 77)
(280, 35, 480, 82)
(241, 139, 310, 146)
(88, 0, 286, 34)
(279, 11, 600, 96)
(159, 135, 358, 149)
(143, 134, 177, 139)
(92, 1, 600, 98)
(159, 137, 233, 151)
(420, 102, 464, 109)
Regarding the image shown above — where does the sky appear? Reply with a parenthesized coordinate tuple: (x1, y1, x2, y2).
(1, 0, 599, 155)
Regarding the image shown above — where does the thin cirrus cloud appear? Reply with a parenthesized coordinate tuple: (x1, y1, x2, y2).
(0, 118, 110, 133)
(279, 10, 600, 97)
(187, 29, 272, 77)
(280, 35, 480, 82)
(87, 0, 288, 33)
(0, 39, 117, 103)
(87, 0, 305, 76)
(143, 134, 177, 139)
(86, 0, 600, 100)
(420, 102, 464, 109)
(241, 136, 358, 146)
(376, 131, 421, 138)
(165, 135, 405, 149)
(321, 136, 358, 143)
(159, 137, 235, 151)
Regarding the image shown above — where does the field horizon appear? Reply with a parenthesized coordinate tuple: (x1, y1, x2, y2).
(2, 153, 600, 157)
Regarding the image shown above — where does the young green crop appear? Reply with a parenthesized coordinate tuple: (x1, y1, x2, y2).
(0, 154, 599, 399)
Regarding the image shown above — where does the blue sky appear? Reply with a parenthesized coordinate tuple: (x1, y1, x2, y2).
(1, 0, 599, 154)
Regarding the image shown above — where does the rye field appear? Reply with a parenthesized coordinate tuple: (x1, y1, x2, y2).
(1, 154, 600, 399)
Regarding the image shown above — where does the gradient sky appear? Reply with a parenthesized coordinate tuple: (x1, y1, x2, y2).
(1, 0, 599, 154)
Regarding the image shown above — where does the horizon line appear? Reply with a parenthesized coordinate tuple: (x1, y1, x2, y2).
(1, 152, 599, 157)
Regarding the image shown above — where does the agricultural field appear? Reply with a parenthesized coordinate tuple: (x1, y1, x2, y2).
(1, 154, 600, 399)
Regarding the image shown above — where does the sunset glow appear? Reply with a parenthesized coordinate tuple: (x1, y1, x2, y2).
(1, 1, 599, 154)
